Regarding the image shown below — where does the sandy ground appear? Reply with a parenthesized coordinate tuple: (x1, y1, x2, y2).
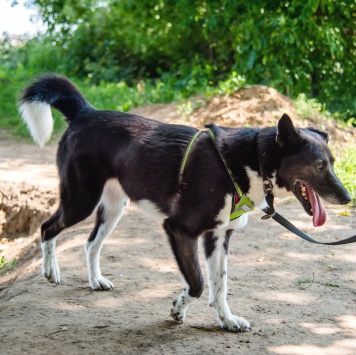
(1, 86, 356, 354)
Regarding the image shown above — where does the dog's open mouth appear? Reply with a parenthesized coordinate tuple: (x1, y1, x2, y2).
(294, 182, 326, 227)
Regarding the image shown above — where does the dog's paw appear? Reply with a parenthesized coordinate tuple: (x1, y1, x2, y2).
(170, 308, 186, 322)
(170, 296, 187, 322)
(170, 289, 196, 323)
(42, 263, 61, 285)
(42, 258, 60, 284)
(42, 240, 60, 284)
(90, 276, 114, 291)
(221, 315, 251, 332)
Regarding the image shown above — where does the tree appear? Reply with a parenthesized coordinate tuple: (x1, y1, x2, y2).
(22, 0, 356, 115)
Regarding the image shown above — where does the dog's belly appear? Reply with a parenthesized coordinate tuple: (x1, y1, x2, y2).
(136, 199, 168, 220)
(135, 194, 250, 231)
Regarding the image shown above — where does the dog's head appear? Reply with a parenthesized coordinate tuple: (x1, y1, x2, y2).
(275, 114, 351, 227)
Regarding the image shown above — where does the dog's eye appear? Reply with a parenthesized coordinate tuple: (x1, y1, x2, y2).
(316, 163, 324, 171)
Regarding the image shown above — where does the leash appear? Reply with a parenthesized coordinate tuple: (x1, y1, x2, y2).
(261, 195, 356, 245)
(180, 129, 356, 246)
(259, 167, 356, 245)
(264, 207, 356, 245)
(179, 131, 204, 185)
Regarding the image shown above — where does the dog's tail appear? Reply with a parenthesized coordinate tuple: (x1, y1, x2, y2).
(19, 73, 91, 147)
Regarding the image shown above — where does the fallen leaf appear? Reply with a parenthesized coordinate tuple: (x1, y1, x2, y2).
(336, 210, 350, 217)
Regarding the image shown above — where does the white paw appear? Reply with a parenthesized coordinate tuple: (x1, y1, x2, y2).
(42, 239, 60, 284)
(171, 304, 186, 322)
(90, 275, 114, 291)
(42, 258, 60, 284)
(221, 315, 251, 332)
(170, 294, 189, 322)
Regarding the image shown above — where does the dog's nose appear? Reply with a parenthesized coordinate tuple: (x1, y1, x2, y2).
(341, 196, 352, 205)
(340, 191, 352, 205)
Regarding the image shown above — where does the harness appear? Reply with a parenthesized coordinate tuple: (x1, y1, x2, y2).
(179, 129, 356, 246)
(179, 130, 255, 221)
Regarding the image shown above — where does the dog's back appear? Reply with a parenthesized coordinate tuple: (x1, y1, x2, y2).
(57, 108, 201, 209)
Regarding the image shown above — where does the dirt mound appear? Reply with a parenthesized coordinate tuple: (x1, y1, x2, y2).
(0, 181, 57, 237)
(189, 85, 294, 128)
(130, 85, 355, 143)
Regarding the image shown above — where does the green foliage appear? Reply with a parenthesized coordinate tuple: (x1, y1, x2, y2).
(295, 93, 324, 119)
(0, 34, 247, 136)
(297, 277, 340, 289)
(0, 71, 219, 138)
(215, 72, 246, 96)
(334, 144, 356, 204)
(297, 272, 341, 289)
(19, 0, 354, 120)
(0, 256, 16, 273)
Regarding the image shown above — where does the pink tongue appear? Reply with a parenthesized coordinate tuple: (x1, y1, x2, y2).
(306, 185, 326, 227)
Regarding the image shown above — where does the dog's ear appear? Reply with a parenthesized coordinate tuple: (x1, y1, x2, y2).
(307, 127, 329, 143)
(276, 114, 301, 147)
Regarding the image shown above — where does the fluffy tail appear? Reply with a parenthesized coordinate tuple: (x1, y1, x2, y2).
(19, 73, 91, 147)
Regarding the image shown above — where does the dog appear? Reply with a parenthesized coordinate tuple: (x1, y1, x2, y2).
(19, 74, 351, 332)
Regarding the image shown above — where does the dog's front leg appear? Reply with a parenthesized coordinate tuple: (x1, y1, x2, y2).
(41, 237, 60, 284)
(163, 219, 205, 322)
(204, 228, 251, 332)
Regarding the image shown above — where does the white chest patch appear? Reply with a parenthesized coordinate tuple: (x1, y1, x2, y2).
(245, 167, 267, 209)
(245, 168, 293, 207)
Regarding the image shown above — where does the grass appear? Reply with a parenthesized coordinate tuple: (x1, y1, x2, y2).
(297, 273, 340, 289)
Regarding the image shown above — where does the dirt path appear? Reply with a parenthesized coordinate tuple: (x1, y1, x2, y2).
(0, 141, 355, 355)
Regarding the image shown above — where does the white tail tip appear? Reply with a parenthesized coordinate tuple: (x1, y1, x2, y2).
(19, 101, 53, 147)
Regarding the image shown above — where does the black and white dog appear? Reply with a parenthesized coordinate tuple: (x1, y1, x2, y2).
(19, 74, 350, 332)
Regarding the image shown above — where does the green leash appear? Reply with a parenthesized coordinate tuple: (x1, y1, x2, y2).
(179, 130, 255, 221)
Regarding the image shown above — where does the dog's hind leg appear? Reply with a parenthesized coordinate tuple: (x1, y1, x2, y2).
(41, 210, 64, 284)
(84, 179, 127, 291)
(163, 219, 205, 322)
(41, 186, 102, 284)
(41, 175, 103, 284)
(203, 223, 251, 332)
